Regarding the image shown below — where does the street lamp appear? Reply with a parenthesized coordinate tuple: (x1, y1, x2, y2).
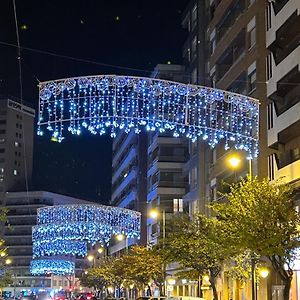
(226, 153, 253, 179)
(87, 255, 95, 267)
(5, 258, 12, 265)
(116, 234, 128, 252)
(149, 208, 166, 240)
(97, 247, 104, 254)
(259, 267, 269, 279)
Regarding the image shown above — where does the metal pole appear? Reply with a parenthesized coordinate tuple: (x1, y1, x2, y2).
(162, 209, 166, 241)
(251, 258, 256, 300)
(249, 159, 252, 180)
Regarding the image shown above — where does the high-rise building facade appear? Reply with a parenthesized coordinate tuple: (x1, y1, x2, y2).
(180, 0, 270, 298)
(266, 1, 300, 298)
(182, 0, 269, 216)
(147, 64, 189, 245)
(0, 96, 35, 193)
(3, 191, 92, 296)
(110, 130, 148, 251)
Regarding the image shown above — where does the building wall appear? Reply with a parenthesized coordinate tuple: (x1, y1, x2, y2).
(0, 97, 35, 193)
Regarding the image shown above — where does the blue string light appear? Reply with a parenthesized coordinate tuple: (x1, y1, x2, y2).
(30, 259, 75, 276)
(37, 75, 259, 158)
(31, 204, 141, 275)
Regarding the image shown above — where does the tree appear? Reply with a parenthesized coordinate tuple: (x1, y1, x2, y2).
(160, 214, 233, 300)
(123, 246, 164, 296)
(81, 247, 163, 297)
(212, 177, 300, 300)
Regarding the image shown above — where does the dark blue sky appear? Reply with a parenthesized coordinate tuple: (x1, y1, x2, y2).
(0, 0, 190, 203)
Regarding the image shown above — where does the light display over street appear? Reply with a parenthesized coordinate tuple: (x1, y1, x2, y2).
(37, 75, 259, 159)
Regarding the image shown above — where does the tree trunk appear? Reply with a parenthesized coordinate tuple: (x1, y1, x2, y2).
(198, 274, 203, 298)
(269, 255, 293, 300)
(147, 284, 152, 296)
(283, 277, 291, 300)
(210, 276, 218, 300)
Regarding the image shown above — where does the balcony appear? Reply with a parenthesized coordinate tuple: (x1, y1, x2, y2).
(272, 156, 300, 184)
(215, 0, 245, 44)
(112, 147, 137, 183)
(115, 190, 137, 208)
(268, 11, 300, 65)
(268, 62, 300, 116)
(111, 169, 136, 201)
(216, 30, 246, 82)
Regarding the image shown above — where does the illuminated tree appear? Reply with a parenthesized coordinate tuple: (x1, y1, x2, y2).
(212, 177, 300, 300)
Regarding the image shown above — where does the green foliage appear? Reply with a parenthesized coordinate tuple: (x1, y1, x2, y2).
(212, 177, 299, 261)
(211, 176, 300, 300)
(81, 246, 164, 293)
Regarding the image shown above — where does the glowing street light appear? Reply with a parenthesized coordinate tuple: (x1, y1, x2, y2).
(116, 234, 124, 241)
(5, 258, 12, 265)
(227, 155, 242, 170)
(97, 247, 104, 254)
(87, 255, 94, 262)
(167, 277, 176, 285)
(259, 267, 269, 279)
(149, 209, 159, 219)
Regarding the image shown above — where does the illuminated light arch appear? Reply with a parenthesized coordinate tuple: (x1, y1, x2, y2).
(37, 75, 259, 158)
(30, 204, 141, 275)
(30, 259, 75, 276)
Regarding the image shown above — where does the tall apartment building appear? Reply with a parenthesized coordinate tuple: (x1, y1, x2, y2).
(266, 1, 300, 298)
(3, 191, 92, 296)
(182, 0, 268, 209)
(180, 0, 269, 298)
(147, 64, 189, 245)
(0, 96, 35, 193)
(110, 130, 148, 251)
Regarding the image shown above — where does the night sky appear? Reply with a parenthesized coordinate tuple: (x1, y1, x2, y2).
(0, 0, 190, 203)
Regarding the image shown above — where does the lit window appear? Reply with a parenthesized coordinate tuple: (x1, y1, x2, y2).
(14, 141, 19, 147)
(173, 198, 184, 213)
(248, 70, 256, 93)
(248, 27, 256, 49)
(13, 170, 18, 176)
(0, 168, 3, 173)
(0, 138, 5, 143)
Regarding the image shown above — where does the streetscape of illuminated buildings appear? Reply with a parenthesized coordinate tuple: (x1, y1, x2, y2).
(0, 0, 299, 299)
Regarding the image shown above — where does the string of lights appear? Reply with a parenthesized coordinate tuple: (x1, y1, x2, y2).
(37, 75, 260, 158)
(30, 204, 141, 275)
(30, 259, 75, 276)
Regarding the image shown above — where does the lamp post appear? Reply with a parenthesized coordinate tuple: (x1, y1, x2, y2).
(87, 254, 95, 267)
(116, 233, 128, 252)
(149, 208, 166, 242)
(227, 153, 255, 300)
(149, 208, 166, 297)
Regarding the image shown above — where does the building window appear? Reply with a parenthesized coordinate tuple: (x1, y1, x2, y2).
(190, 167, 198, 189)
(0, 120, 6, 125)
(247, 17, 256, 49)
(0, 149, 5, 154)
(191, 68, 197, 84)
(13, 170, 18, 176)
(248, 70, 256, 93)
(268, 155, 275, 180)
(266, 2, 272, 31)
(0, 130, 5, 134)
(173, 198, 183, 213)
(191, 5, 197, 30)
(291, 148, 300, 161)
(191, 37, 197, 60)
(266, 53, 273, 80)
(248, 27, 256, 49)
(14, 141, 21, 147)
(16, 123, 19, 128)
(0, 168, 3, 173)
(247, 62, 257, 94)
(0, 138, 5, 143)
(267, 103, 274, 129)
